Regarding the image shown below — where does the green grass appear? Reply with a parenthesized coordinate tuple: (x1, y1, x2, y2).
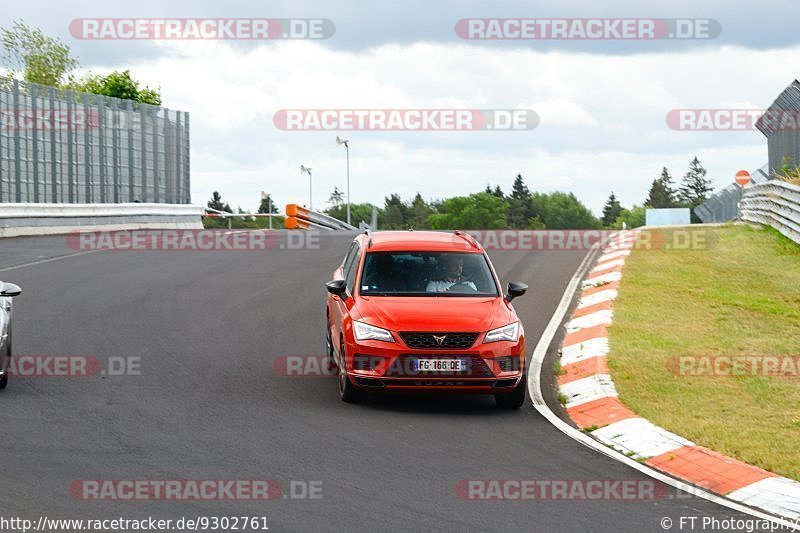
(609, 224, 800, 480)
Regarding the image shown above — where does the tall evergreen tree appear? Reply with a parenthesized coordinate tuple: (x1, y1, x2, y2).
(508, 174, 533, 229)
(382, 193, 409, 229)
(207, 191, 231, 213)
(678, 156, 713, 206)
(510, 174, 530, 200)
(601, 192, 623, 227)
(645, 167, 678, 208)
(410, 192, 432, 229)
(327, 186, 344, 208)
(257, 194, 278, 214)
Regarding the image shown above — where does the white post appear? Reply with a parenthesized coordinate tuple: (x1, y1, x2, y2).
(346, 142, 351, 226)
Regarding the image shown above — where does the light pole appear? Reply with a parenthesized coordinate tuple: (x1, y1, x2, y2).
(261, 190, 273, 230)
(336, 136, 350, 226)
(300, 165, 313, 210)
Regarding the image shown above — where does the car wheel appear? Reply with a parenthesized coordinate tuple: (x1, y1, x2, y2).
(325, 315, 337, 373)
(494, 375, 526, 409)
(338, 340, 367, 404)
(0, 322, 10, 390)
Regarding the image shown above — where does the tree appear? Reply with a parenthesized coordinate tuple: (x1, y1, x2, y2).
(327, 186, 344, 208)
(66, 70, 162, 105)
(207, 191, 231, 213)
(257, 194, 278, 214)
(612, 205, 646, 229)
(645, 167, 678, 208)
(601, 192, 623, 227)
(325, 202, 376, 227)
(428, 192, 508, 229)
(1, 20, 78, 86)
(381, 193, 409, 229)
(409, 192, 433, 229)
(508, 174, 534, 229)
(678, 156, 713, 207)
(531, 192, 601, 229)
(484, 184, 505, 199)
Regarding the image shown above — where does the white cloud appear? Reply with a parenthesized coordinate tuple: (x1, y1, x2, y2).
(80, 39, 796, 214)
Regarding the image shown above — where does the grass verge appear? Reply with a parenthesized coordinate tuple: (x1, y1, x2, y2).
(609, 224, 800, 480)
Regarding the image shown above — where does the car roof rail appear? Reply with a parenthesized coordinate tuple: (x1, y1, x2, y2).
(454, 230, 481, 250)
(364, 228, 373, 248)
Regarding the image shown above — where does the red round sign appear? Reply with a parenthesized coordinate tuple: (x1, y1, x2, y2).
(735, 170, 751, 186)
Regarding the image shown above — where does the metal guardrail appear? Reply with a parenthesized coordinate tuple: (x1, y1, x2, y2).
(0, 202, 203, 237)
(739, 180, 800, 244)
(284, 204, 357, 231)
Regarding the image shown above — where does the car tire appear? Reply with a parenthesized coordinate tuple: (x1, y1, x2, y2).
(0, 322, 10, 390)
(338, 340, 367, 404)
(325, 315, 338, 373)
(494, 375, 526, 409)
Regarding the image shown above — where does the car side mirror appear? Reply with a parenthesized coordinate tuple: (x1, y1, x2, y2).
(0, 282, 21, 298)
(505, 282, 527, 302)
(325, 279, 347, 299)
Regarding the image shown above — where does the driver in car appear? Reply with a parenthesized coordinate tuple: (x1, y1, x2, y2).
(426, 255, 477, 292)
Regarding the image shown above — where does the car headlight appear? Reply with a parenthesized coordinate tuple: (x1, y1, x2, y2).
(484, 322, 520, 343)
(353, 321, 395, 343)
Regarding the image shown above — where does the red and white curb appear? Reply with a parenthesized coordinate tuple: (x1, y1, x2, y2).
(555, 230, 800, 521)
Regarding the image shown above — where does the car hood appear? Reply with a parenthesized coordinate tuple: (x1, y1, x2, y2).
(354, 296, 514, 333)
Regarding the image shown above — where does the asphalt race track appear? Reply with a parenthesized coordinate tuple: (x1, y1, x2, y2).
(0, 232, 763, 532)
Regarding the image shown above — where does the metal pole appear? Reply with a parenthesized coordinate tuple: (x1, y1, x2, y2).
(268, 196, 273, 230)
(346, 142, 351, 226)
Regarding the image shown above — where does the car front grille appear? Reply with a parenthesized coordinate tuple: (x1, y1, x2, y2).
(399, 332, 479, 349)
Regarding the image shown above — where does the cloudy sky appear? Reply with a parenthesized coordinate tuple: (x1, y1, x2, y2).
(4, 0, 799, 214)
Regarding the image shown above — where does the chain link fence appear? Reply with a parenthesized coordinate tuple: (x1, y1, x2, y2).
(0, 77, 190, 204)
(695, 164, 770, 223)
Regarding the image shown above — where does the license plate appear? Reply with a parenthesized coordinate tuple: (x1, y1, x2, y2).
(413, 359, 463, 372)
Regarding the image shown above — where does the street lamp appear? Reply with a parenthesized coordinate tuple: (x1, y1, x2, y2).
(261, 190, 273, 230)
(336, 136, 350, 226)
(300, 165, 313, 210)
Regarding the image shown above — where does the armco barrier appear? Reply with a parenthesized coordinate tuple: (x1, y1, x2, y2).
(0, 203, 203, 237)
(739, 180, 800, 244)
(284, 204, 357, 231)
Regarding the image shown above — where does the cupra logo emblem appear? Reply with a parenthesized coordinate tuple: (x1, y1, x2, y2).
(433, 335, 447, 346)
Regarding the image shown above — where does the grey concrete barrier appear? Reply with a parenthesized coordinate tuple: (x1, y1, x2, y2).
(0, 203, 204, 238)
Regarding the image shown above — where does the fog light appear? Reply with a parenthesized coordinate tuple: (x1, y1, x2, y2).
(495, 356, 521, 372)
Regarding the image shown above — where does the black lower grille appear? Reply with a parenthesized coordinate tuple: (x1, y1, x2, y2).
(399, 332, 479, 349)
(384, 379, 496, 387)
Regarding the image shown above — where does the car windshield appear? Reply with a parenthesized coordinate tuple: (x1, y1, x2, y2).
(359, 251, 499, 297)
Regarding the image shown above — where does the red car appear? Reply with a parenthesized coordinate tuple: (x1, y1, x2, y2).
(325, 230, 528, 408)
